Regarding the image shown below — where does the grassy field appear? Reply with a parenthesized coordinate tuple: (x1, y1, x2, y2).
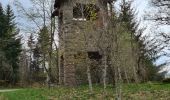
(0, 83, 170, 100)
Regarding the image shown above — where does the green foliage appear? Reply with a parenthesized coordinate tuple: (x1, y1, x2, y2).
(119, 0, 137, 34)
(0, 4, 6, 36)
(143, 56, 157, 80)
(117, 0, 158, 82)
(162, 78, 170, 83)
(1, 83, 170, 100)
(38, 26, 50, 55)
(0, 4, 22, 84)
(87, 5, 98, 21)
(5, 5, 16, 32)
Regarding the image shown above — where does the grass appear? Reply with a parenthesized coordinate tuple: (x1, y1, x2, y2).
(0, 83, 170, 100)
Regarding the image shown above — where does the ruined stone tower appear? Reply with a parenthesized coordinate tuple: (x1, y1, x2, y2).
(53, 0, 114, 86)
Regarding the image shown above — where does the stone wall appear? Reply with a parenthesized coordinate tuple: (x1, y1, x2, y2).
(58, 0, 109, 86)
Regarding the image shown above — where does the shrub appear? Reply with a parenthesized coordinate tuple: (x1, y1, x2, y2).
(162, 78, 170, 83)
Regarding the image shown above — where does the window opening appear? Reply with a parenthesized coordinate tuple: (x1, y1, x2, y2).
(73, 3, 99, 21)
(88, 51, 102, 60)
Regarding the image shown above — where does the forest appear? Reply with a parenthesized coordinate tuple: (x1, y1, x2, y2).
(0, 0, 170, 99)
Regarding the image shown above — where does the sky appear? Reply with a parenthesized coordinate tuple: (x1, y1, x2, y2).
(1, 0, 170, 72)
(0, 0, 13, 5)
(0, 0, 30, 6)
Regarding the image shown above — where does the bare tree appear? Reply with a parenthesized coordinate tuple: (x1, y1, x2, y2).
(149, 0, 170, 25)
(19, 48, 30, 86)
(14, 0, 57, 87)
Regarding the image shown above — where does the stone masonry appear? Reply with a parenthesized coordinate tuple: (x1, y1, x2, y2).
(53, 0, 114, 86)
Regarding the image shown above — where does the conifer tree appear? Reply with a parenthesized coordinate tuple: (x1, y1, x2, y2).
(5, 5, 21, 84)
(119, 0, 157, 82)
(0, 4, 22, 84)
(37, 26, 51, 85)
(0, 3, 5, 34)
(116, 0, 140, 82)
(0, 3, 9, 81)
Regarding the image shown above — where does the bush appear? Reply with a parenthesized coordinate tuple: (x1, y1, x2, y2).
(0, 80, 10, 87)
(162, 78, 170, 83)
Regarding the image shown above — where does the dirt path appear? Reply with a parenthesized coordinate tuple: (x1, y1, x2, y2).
(0, 89, 20, 93)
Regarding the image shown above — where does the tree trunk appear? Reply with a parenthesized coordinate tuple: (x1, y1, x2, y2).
(103, 53, 107, 93)
(87, 58, 93, 94)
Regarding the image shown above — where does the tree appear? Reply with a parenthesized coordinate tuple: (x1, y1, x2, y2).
(27, 33, 35, 83)
(145, 0, 170, 79)
(37, 26, 51, 85)
(149, 0, 170, 61)
(150, 0, 170, 25)
(19, 48, 30, 86)
(107, 0, 160, 98)
(4, 5, 22, 84)
(14, 0, 57, 87)
(0, 3, 8, 80)
(119, 0, 139, 83)
(148, 0, 170, 50)
(0, 4, 22, 84)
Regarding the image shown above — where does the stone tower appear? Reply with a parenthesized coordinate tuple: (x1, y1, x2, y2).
(53, 0, 114, 86)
